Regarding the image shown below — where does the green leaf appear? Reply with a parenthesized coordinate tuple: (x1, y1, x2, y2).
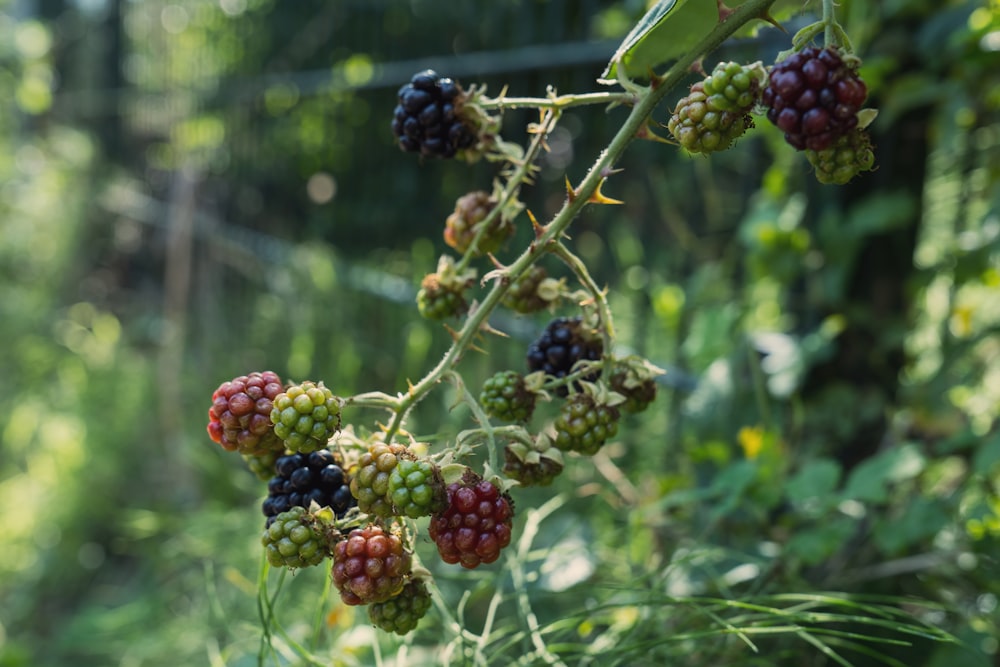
(786, 459, 842, 511)
(842, 444, 927, 504)
(972, 432, 1000, 476)
(601, 0, 719, 81)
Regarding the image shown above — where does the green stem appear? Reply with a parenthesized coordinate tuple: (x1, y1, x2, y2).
(382, 0, 777, 442)
(551, 241, 616, 376)
(456, 108, 560, 271)
(479, 91, 635, 111)
(822, 0, 836, 47)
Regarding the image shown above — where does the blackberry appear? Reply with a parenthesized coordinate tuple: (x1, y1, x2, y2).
(503, 438, 564, 487)
(332, 524, 412, 605)
(261, 506, 333, 569)
(762, 46, 868, 151)
(391, 69, 477, 159)
(368, 578, 433, 635)
(387, 458, 447, 518)
(270, 381, 341, 453)
(428, 472, 514, 569)
(262, 449, 355, 527)
(350, 442, 409, 518)
(502, 265, 561, 314)
(479, 370, 536, 423)
(526, 316, 603, 396)
(610, 369, 658, 415)
(207, 370, 284, 455)
(667, 82, 752, 154)
(416, 272, 467, 320)
(805, 127, 875, 184)
(553, 393, 620, 455)
(443, 191, 512, 256)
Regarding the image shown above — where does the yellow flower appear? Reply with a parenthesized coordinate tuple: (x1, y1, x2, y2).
(738, 425, 765, 460)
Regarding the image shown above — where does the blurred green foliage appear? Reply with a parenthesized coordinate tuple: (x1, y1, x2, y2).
(1, 0, 999, 665)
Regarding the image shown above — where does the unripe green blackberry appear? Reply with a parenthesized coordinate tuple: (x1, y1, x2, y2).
(805, 128, 875, 184)
(443, 191, 512, 256)
(702, 61, 762, 112)
(368, 578, 433, 635)
(270, 381, 342, 453)
(243, 450, 282, 481)
(261, 506, 332, 569)
(479, 370, 536, 423)
(553, 394, 620, 455)
(207, 370, 285, 455)
(332, 524, 412, 605)
(502, 265, 561, 314)
(668, 82, 752, 154)
(350, 442, 408, 517)
(387, 458, 447, 518)
(503, 438, 564, 487)
(417, 272, 467, 320)
(610, 370, 658, 415)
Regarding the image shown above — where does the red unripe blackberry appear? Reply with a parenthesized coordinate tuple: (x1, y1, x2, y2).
(332, 524, 412, 605)
(428, 473, 514, 569)
(391, 69, 477, 159)
(416, 272, 467, 320)
(610, 370, 658, 415)
(262, 449, 356, 526)
(762, 47, 868, 151)
(526, 316, 603, 396)
(502, 265, 561, 314)
(368, 578, 433, 635)
(443, 191, 512, 256)
(207, 371, 285, 455)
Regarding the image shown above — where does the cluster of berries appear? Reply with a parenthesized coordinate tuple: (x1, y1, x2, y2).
(205, 371, 519, 634)
(667, 47, 874, 184)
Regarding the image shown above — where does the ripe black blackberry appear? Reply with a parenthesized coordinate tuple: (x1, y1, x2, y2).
(762, 46, 868, 151)
(526, 316, 603, 396)
(392, 69, 477, 158)
(262, 449, 355, 526)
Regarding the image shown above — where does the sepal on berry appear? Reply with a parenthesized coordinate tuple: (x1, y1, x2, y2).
(417, 255, 477, 320)
(503, 433, 564, 487)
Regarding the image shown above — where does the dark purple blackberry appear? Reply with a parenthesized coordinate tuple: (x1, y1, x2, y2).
(263, 449, 355, 526)
(391, 70, 477, 158)
(762, 47, 868, 151)
(526, 316, 603, 396)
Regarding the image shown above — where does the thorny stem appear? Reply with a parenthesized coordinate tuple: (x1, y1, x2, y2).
(375, 0, 778, 443)
(551, 240, 616, 378)
(479, 90, 636, 111)
(456, 108, 561, 272)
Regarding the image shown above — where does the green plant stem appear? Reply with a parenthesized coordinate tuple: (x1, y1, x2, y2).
(822, 0, 836, 47)
(381, 0, 778, 443)
(456, 108, 560, 271)
(551, 240, 615, 375)
(479, 91, 636, 111)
